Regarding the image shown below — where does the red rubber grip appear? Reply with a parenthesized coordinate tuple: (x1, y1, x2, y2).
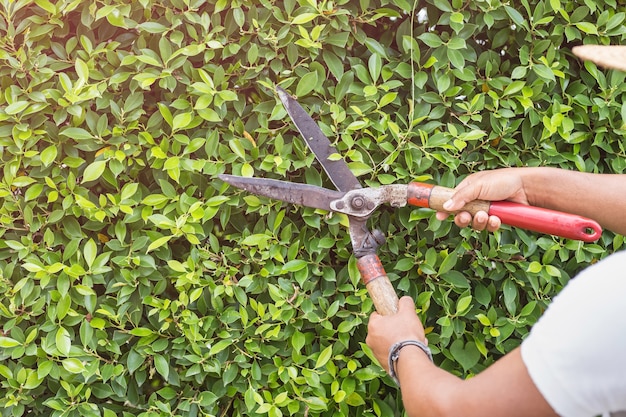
(488, 201, 602, 242)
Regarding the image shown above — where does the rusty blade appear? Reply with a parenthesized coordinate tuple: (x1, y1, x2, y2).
(276, 86, 362, 193)
(219, 174, 343, 212)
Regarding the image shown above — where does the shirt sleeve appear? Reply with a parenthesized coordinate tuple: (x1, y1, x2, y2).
(521, 250, 626, 417)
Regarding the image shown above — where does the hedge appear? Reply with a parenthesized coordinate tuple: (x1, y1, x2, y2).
(0, 0, 624, 416)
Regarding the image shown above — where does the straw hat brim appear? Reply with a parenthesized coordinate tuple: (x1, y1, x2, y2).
(572, 45, 626, 72)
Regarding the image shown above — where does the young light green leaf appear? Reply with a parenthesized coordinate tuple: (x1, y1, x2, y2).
(83, 238, 97, 269)
(62, 358, 86, 374)
(75, 58, 90, 82)
(315, 345, 333, 369)
(0, 337, 20, 348)
(5, 101, 29, 115)
(172, 112, 193, 130)
(40, 145, 58, 166)
(82, 160, 106, 183)
(292, 12, 318, 25)
(147, 235, 173, 252)
(55, 327, 71, 356)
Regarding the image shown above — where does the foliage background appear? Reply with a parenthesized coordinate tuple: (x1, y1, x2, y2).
(0, 0, 624, 416)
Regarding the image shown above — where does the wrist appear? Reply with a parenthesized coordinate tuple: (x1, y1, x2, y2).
(519, 167, 560, 207)
(388, 339, 433, 387)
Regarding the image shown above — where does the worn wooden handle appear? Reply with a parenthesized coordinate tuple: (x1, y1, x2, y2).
(357, 254, 399, 315)
(407, 182, 490, 214)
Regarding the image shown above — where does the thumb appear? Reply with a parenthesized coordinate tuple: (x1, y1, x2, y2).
(442, 179, 483, 211)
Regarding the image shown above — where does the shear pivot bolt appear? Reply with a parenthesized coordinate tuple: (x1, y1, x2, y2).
(351, 195, 365, 210)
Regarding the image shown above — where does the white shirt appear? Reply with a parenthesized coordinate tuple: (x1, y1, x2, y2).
(521, 250, 626, 417)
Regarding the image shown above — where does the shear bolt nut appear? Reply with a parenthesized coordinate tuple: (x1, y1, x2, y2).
(351, 195, 365, 210)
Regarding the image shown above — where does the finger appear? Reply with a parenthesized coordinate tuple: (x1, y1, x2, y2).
(398, 296, 415, 312)
(454, 211, 473, 228)
(486, 215, 502, 232)
(368, 311, 381, 324)
(435, 211, 450, 221)
(471, 211, 490, 231)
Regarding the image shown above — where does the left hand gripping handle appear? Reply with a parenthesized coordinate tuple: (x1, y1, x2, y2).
(357, 254, 399, 315)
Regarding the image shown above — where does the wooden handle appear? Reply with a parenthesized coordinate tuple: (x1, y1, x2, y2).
(407, 182, 490, 214)
(357, 254, 399, 315)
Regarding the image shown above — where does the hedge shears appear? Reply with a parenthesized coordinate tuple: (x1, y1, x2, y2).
(219, 87, 602, 315)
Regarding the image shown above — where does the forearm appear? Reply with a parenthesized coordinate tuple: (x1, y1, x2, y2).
(519, 168, 626, 235)
(395, 346, 462, 416)
(395, 347, 557, 417)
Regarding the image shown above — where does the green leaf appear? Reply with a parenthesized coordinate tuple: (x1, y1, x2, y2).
(62, 358, 86, 374)
(455, 295, 472, 315)
(323, 50, 344, 80)
(575, 22, 598, 34)
(130, 327, 154, 337)
(83, 238, 97, 269)
(532, 64, 555, 82)
(139, 21, 169, 33)
(142, 194, 169, 206)
(75, 58, 90, 81)
(378, 92, 397, 108)
(0, 336, 20, 348)
(158, 103, 173, 127)
(292, 12, 318, 24)
(5, 101, 29, 115)
(55, 327, 71, 356)
(364, 38, 388, 59)
(296, 71, 319, 97)
(127, 349, 145, 374)
(172, 112, 193, 130)
(504, 5, 526, 27)
(503, 279, 518, 315)
(368, 53, 382, 82)
(147, 235, 173, 252)
(450, 339, 480, 371)
(209, 339, 232, 356)
(417, 33, 443, 48)
(154, 354, 169, 379)
(441, 271, 470, 288)
(438, 252, 458, 275)
(282, 259, 307, 272)
(35, 0, 56, 13)
(447, 37, 466, 50)
(315, 345, 333, 369)
(60, 127, 94, 140)
(82, 160, 107, 183)
(527, 261, 542, 273)
(24, 183, 44, 201)
(40, 145, 58, 166)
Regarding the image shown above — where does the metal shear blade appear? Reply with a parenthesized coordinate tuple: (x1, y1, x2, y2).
(217, 174, 343, 213)
(276, 86, 362, 193)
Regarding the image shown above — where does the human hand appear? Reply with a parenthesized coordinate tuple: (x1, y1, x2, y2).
(435, 168, 531, 232)
(366, 296, 426, 373)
